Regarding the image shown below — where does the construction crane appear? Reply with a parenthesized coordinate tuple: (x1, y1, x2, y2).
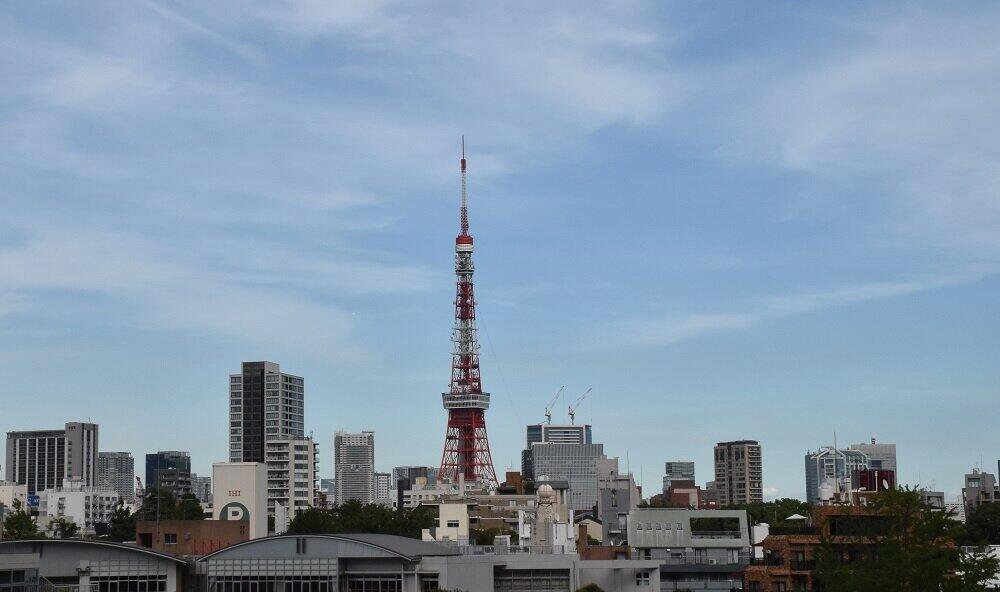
(544, 386, 565, 424)
(567, 387, 592, 424)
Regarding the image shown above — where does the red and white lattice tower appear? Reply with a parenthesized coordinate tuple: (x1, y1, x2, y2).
(438, 139, 498, 487)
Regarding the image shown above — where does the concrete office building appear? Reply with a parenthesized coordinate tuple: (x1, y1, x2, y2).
(848, 438, 897, 472)
(662, 461, 695, 493)
(191, 474, 212, 504)
(374, 472, 391, 505)
(629, 507, 751, 591)
(804, 447, 870, 503)
(97, 451, 135, 503)
(265, 437, 318, 522)
(963, 469, 999, 517)
(714, 440, 763, 506)
(392, 466, 437, 487)
(5, 422, 99, 495)
(531, 442, 605, 512)
(213, 462, 267, 539)
(229, 361, 304, 464)
(145, 451, 192, 497)
(335, 431, 375, 504)
(522, 423, 592, 481)
(37, 479, 120, 535)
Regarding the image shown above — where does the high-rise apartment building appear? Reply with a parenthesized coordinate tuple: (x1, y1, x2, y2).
(662, 461, 695, 493)
(848, 438, 897, 472)
(229, 362, 304, 463)
(374, 472, 391, 504)
(804, 447, 870, 503)
(522, 423, 593, 481)
(145, 451, 192, 496)
(713, 440, 763, 505)
(98, 452, 135, 503)
(335, 431, 375, 504)
(5, 422, 99, 495)
(265, 437, 318, 518)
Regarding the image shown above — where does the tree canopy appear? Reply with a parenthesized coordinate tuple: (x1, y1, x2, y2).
(138, 489, 205, 522)
(1, 499, 39, 540)
(964, 502, 1000, 546)
(813, 488, 999, 592)
(287, 500, 435, 539)
(106, 501, 137, 542)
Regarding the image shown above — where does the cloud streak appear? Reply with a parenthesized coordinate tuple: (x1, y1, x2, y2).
(602, 266, 996, 349)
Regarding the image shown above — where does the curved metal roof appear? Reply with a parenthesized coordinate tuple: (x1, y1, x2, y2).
(197, 533, 460, 562)
(0, 539, 189, 565)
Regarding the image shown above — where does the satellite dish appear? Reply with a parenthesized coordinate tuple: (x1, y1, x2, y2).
(882, 479, 890, 491)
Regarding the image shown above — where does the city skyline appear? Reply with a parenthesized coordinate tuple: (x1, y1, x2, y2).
(2, 2, 999, 503)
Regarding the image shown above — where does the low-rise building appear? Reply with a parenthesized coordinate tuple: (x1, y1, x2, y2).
(744, 506, 878, 592)
(194, 533, 661, 592)
(37, 478, 119, 535)
(963, 469, 999, 517)
(629, 507, 751, 591)
(0, 539, 188, 592)
(136, 519, 249, 554)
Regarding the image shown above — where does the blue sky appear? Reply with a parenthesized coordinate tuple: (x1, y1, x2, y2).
(2, 1, 999, 502)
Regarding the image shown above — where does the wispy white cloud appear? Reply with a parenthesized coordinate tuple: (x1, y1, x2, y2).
(601, 266, 996, 349)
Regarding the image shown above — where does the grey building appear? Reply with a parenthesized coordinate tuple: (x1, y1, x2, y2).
(629, 508, 751, 591)
(98, 451, 135, 503)
(5, 422, 99, 495)
(804, 447, 870, 503)
(663, 461, 695, 493)
(145, 451, 192, 497)
(191, 473, 212, 504)
(963, 470, 999, 516)
(522, 424, 592, 482)
(531, 442, 604, 512)
(713, 440, 763, 506)
(0, 539, 188, 592)
(193, 533, 660, 592)
(229, 361, 304, 464)
(335, 431, 375, 504)
(848, 438, 897, 472)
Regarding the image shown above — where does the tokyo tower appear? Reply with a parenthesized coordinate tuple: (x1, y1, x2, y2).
(437, 139, 498, 487)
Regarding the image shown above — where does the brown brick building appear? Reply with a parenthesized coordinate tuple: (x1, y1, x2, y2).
(744, 506, 879, 592)
(136, 519, 249, 555)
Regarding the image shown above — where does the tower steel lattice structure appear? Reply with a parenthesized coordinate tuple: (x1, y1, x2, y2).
(438, 140, 498, 487)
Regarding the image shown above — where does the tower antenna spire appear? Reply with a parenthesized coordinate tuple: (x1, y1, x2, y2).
(460, 135, 469, 236)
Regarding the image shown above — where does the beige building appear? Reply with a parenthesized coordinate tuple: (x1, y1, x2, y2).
(714, 440, 763, 505)
(213, 462, 267, 539)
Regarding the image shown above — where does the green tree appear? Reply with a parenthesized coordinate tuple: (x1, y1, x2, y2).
(138, 488, 177, 521)
(813, 488, 1000, 592)
(965, 502, 1000, 545)
(171, 494, 205, 520)
(49, 517, 79, 539)
(575, 585, 605, 592)
(287, 501, 436, 538)
(724, 498, 811, 526)
(107, 501, 137, 542)
(2, 499, 40, 540)
(470, 527, 518, 545)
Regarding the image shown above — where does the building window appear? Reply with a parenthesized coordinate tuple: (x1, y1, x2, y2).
(345, 575, 401, 592)
(421, 577, 440, 592)
(635, 572, 650, 586)
(163, 533, 177, 544)
(446, 520, 460, 528)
